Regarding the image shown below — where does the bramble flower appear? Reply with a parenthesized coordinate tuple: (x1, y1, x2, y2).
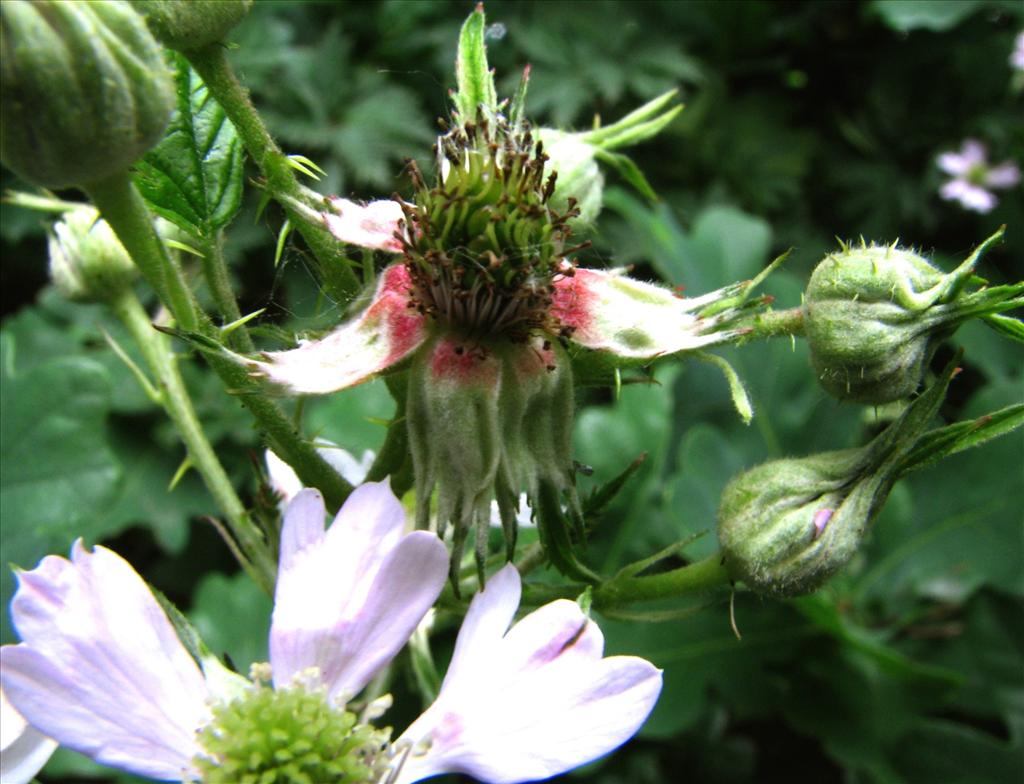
(936, 139, 1020, 213)
(0, 482, 448, 781)
(236, 7, 757, 580)
(1, 687, 56, 784)
(1012, 31, 1024, 71)
(393, 563, 662, 784)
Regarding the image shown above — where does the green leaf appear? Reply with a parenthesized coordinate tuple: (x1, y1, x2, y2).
(190, 571, 273, 676)
(870, 0, 985, 32)
(453, 4, 497, 123)
(898, 404, 1024, 477)
(0, 351, 123, 643)
(134, 52, 244, 237)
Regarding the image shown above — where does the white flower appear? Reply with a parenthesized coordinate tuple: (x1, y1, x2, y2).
(393, 564, 663, 784)
(265, 443, 375, 504)
(0, 482, 448, 780)
(937, 139, 1021, 213)
(1011, 31, 1024, 71)
(1, 687, 57, 784)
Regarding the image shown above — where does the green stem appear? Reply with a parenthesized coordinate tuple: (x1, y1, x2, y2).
(593, 552, 731, 608)
(85, 170, 353, 509)
(186, 43, 361, 301)
(108, 288, 275, 593)
(748, 306, 805, 339)
(198, 230, 253, 352)
(85, 172, 199, 332)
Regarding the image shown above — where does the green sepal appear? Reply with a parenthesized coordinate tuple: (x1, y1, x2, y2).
(453, 4, 497, 123)
(982, 313, 1024, 343)
(534, 480, 601, 584)
(896, 403, 1024, 477)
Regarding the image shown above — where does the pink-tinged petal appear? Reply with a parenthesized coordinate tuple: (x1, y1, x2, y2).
(958, 139, 987, 166)
(1, 543, 209, 780)
(1, 687, 57, 784)
(323, 198, 406, 252)
(271, 482, 445, 699)
(984, 161, 1021, 189)
(936, 152, 972, 176)
(552, 268, 737, 358)
(940, 179, 997, 213)
(395, 565, 662, 784)
(439, 563, 521, 691)
(251, 264, 428, 394)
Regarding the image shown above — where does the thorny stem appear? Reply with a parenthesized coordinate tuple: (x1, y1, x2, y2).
(747, 306, 805, 339)
(185, 43, 361, 302)
(197, 230, 254, 352)
(107, 286, 276, 593)
(84, 171, 354, 516)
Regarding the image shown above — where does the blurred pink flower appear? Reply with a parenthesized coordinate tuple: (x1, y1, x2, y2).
(937, 139, 1020, 213)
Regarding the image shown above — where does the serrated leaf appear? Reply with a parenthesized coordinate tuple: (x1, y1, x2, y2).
(134, 52, 244, 237)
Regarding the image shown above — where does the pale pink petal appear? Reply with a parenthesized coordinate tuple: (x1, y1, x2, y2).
(270, 483, 446, 700)
(552, 268, 738, 358)
(958, 139, 987, 166)
(395, 564, 663, 784)
(323, 198, 406, 252)
(1, 687, 57, 784)
(0, 543, 208, 780)
(438, 563, 521, 692)
(984, 161, 1021, 189)
(251, 264, 428, 394)
(940, 179, 997, 213)
(936, 152, 972, 176)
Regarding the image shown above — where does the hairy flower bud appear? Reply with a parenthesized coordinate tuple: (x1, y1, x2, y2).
(136, 0, 252, 51)
(48, 207, 137, 303)
(717, 449, 882, 597)
(0, 0, 174, 188)
(538, 129, 604, 225)
(718, 357, 960, 596)
(804, 233, 1010, 404)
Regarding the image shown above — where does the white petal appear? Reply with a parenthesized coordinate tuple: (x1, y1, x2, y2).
(395, 566, 663, 784)
(251, 264, 427, 394)
(0, 543, 209, 780)
(941, 179, 997, 213)
(936, 152, 971, 176)
(1, 687, 57, 784)
(323, 198, 406, 252)
(552, 268, 738, 359)
(439, 563, 521, 692)
(271, 483, 446, 699)
(266, 444, 376, 506)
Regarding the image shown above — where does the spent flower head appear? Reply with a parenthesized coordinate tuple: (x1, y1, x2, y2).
(235, 5, 757, 582)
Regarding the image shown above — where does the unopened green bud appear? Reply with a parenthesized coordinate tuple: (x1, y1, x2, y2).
(718, 357, 960, 596)
(717, 449, 882, 597)
(48, 207, 137, 303)
(136, 0, 251, 51)
(538, 129, 604, 225)
(804, 232, 1010, 404)
(1, 0, 174, 188)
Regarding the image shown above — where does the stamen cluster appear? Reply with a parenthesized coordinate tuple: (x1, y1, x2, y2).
(398, 113, 586, 341)
(194, 674, 389, 784)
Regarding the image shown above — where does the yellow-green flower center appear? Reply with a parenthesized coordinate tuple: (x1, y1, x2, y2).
(194, 676, 389, 784)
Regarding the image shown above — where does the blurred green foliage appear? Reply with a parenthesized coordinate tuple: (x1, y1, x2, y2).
(1, 1, 1021, 783)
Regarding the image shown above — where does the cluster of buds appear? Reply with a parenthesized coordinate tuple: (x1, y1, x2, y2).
(803, 230, 1019, 404)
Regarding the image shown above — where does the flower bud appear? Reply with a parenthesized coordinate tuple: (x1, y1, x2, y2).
(538, 129, 604, 225)
(718, 355, 960, 596)
(803, 234, 1006, 404)
(716, 449, 883, 597)
(48, 207, 137, 303)
(135, 0, 252, 51)
(1, 0, 174, 188)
